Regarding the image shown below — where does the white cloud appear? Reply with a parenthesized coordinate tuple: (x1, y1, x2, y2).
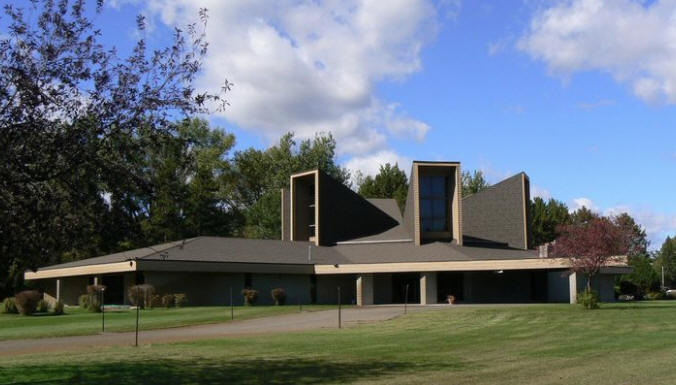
(531, 185, 552, 200)
(142, 0, 439, 156)
(569, 197, 676, 250)
(519, 0, 676, 103)
(568, 197, 600, 213)
(343, 150, 412, 185)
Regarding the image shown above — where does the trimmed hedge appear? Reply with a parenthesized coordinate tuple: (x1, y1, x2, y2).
(128, 284, 156, 309)
(52, 300, 65, 315)
(174, 293, 187, 308)
(15, 290, 42, 315)
(577, 290, 600, 309)
(645, 291, 665, 300)
(2, 297, 18, 314)
(161, 294, 175, 308)
(241, 289, 259, 306)
(36, 299, 49, 313)
(271, 288, 286, 306)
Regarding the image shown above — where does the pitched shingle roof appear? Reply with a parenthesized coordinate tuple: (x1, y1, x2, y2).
(36, 235, 539, 271)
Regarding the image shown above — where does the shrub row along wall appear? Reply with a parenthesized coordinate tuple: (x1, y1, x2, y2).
(30, 272, 358, 306)
(143, 272, 317, 306)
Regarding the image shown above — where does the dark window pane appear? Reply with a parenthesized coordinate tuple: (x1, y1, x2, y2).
(432, 199, 445, 217)
(432, 176, 445, 196)
(420, 176, 431, 197)
(421, 199, 432, 217)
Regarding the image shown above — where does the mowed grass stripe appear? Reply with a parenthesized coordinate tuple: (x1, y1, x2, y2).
(2, 301, 676, 384)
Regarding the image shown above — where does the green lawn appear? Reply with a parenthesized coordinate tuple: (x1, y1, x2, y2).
(0, 305, 337, 340)
(2, 301, 676, 384)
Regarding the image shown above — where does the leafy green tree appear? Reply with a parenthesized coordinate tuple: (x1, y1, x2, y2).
(0, 1, 225, 297)
(461, 170, 490, 197)
(613, 213, 648, 255)
(612, 212, 657, 296)
(620, 254, 660, 297)
(529, 197, 570, 247)
(570, 206, 599, 224)
(179, 119, 239, 237)
(655, 237, 676, 288)
(358, 163, 409, 212)
(234, 132, 349, 239)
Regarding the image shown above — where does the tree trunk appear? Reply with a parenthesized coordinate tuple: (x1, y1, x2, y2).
(586, 274, 593, 293)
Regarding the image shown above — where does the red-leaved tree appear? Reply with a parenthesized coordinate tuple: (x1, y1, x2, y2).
(552, 217, 634, 292)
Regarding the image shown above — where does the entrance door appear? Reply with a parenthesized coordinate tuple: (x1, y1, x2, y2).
(391, 273, 420, 303)
(437, 272, 464, 303)
(101, 275, 124, 304)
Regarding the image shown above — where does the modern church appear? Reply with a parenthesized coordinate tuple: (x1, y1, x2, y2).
(25, 161, 630, 306)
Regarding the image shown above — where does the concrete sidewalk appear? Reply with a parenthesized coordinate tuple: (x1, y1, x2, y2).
(0, 306, 425, 356)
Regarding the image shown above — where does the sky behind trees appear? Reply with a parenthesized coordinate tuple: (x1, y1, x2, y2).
(15, 0, 675, 248)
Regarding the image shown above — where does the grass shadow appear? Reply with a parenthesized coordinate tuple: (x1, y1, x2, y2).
(1, 357, 459, 385)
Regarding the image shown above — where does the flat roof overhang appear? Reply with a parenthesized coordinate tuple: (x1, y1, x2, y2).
(24, 259, 315, 280)
(314, 258, 630, 275)
(25, 257, 631, 280)
(24, 261, 137, 280)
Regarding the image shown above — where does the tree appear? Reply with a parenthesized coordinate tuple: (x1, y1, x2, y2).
(358, 163, 408, 212)
(179, 119, 239, 238)
(570, 206, 599, 225)
(136, 119, 238, 243)
(613, 213, 649, 255)
(655, 237, 676, 288)
(0, 1, 226, 297)
(621, 254, 659, 297)
(552, 217, 634, 293)
(234, 132, 349, 239)
(529, 197, 570, 247)
(461, 170, 490, 197)
(612, 213, 656, 296)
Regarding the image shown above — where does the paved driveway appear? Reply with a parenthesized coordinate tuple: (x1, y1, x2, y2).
(0, 306, 425, 356)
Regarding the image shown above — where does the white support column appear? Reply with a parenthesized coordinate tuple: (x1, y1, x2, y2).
(56, 279, 61, 302)
(93, 276, 100, 286)
(420, 272, 437, 305)
(569, 272, 577, 304)
(356, 274, 374, 306)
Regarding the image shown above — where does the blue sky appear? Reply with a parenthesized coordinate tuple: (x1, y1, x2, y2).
(13, 0, 676, 248)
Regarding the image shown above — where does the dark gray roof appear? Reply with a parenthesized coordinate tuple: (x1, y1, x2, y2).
(36, 236, 539, 272)
(462, 172, 529, 249)
(332, 241, 538, 264)
(138, 237, 343, 265)
(338, 199, 412, 243)
(39, 239, 197, 270)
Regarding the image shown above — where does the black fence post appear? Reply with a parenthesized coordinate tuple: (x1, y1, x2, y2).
(338, 286, 342, 329)
(135, 286, 140, 347)
(230, 286, 234, 321)
(101, 288, 105, 333)
(404, 284, 409, 315)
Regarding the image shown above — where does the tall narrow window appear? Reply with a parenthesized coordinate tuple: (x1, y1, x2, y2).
(419, 175, 448, 232)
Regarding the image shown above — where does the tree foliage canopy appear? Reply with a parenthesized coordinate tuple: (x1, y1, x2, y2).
(529, 197, 570, 248)
(357, 163, 408, 212)
(461, 170, 489, 197)
(552, 216, 636, 292)
(655, 236, 676, 288)
(233, 132, 349, 239)
(0, 0, 227, 296)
